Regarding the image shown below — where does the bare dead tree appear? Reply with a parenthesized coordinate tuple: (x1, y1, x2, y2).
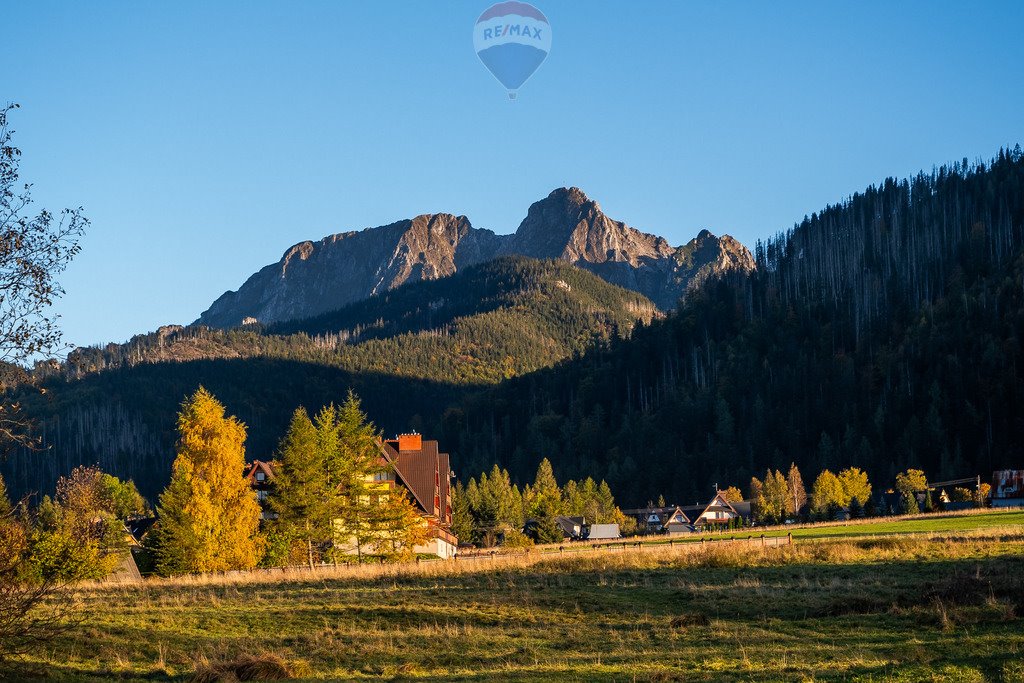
(0, 102, 87, 452)
(0, 103, 87, 660)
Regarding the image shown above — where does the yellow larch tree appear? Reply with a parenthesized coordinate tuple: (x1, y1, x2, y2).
(154, 387, 264, 574)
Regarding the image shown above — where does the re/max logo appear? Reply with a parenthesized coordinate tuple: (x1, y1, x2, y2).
(481, 23, 543, 40)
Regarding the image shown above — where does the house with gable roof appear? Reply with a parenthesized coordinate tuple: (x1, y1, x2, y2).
(681, 491, 746, 530)
(243, 433, 458, 559)
(625, 492, 749, 534)
(244, 460, 278, 519)
(378, 433, 458, 558)
(621, 505, 691, 534)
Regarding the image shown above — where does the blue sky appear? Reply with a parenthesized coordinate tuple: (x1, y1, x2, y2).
(6, 0, 1024, 350)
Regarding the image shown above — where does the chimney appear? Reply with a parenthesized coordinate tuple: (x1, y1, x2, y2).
(397, 433, 422, 451)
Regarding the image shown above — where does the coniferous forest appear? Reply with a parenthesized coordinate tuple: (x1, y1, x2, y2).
(3, 150, 1024, 507)
(446, 150, 1024, 504)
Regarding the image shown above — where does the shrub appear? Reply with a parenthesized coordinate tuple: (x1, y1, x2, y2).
(191, 652, 296, 682)
(501, 528, 534, 549)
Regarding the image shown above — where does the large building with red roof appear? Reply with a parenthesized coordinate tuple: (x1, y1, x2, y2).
(245, 432, 457, 559)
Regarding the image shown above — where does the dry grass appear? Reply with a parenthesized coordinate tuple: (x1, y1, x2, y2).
(6, 523, 1024, 681)
(82, 523, 1022, 592)
(190, 652, 297, 682)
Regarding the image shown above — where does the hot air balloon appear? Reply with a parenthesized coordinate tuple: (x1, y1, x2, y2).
(473, 1, 551, 99)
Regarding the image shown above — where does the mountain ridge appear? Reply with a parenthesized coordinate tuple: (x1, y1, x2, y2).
(196, 188, 754, 327)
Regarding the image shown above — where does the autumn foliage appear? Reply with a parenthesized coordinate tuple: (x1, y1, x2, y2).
(153, 388, 264, 574)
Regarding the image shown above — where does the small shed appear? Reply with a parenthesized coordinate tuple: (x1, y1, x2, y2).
(586, 523, 620, 540)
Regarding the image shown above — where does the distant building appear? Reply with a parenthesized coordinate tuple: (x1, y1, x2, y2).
(523, 515, 584, 542)
(680, 492, 745, 530)
(621, 506, 690, 534)
(625, 493, 749, 534)
(523, 517, 621, 542)
(992, 470, 1024, 507)
(245, 460, 278, 520)
(586, 523, 620, 540)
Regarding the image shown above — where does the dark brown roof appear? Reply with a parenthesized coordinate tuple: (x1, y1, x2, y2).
(438, 451, 451, 522)
(379, 438, 452, 524)
(624, 506, 691, 525)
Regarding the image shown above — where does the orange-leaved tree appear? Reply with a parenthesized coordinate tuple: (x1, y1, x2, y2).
(153, 387, 264, 574)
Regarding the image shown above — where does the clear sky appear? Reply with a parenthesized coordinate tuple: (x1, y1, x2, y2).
(6, 0, 1024, 350)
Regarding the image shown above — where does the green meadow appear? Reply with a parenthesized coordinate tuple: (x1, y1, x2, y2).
(6, 510, 1024, 682)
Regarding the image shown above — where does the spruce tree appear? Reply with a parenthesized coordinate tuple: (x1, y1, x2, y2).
(270, 407, 332, 568)
(900, 491, 920, 515)
(155, 387, 264, 574)
(528, 459, 564, 544)
(595, 480, 617, 523)
(450, 481, 474, 544)
(333, 391, 385, 561)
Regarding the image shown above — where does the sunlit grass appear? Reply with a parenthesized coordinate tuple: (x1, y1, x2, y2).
(7, 519, 1024, 681)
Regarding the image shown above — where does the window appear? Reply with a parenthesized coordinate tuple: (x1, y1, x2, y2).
(256, 472, 266, 482)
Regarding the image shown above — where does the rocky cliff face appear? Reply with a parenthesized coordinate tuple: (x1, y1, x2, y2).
(500, 188, 755, 310)
(199, 214, 503, 328)
(196, 188, 754, 327)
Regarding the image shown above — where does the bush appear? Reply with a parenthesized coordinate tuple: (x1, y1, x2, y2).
(501, 528, 534, 549)
(191, 652, 297, 682)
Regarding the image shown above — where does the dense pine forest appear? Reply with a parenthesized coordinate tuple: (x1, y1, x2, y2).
(1, 258, 655, 501)
(446, 149, 1024, 505)
(4, 151, 1023, 507)
(52, 257, 655, 385)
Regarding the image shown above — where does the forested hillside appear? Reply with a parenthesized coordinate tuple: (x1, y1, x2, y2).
(7, 151, 1024, 508)
(57, 257, 655, 385)
(444, 149, 1024, 506)
(2, 258, 655, 500)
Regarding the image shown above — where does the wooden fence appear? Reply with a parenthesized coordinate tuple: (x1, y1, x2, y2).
(440, 532, 793, 564)
(103, 533, 794, 585)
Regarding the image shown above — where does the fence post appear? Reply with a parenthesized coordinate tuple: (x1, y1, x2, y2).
(787, 532, 793, 546)
(761, 534, 765, 547)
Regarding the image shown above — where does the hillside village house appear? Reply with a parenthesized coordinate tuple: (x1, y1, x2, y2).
(623, 506, 691, 534)
(624, 492, 749, 534)
(379, 433, 457, 558)
(992, 469, 1024, 507)
(681, 492, 749, 530)
(524, 516, 621, 542)
(245, 460, 277, 519)
(244, 432, 457, 559)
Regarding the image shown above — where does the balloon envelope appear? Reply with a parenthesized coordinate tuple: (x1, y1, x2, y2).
(473, 2, 551, 96)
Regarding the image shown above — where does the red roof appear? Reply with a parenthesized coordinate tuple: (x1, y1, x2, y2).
(244, 460, 276, 483)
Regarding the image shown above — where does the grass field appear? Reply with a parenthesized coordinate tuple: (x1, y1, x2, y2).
(6, 511, 1024, 682)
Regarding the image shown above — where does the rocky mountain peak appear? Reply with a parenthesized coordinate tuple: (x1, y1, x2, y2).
(195, 189, 755, 327)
